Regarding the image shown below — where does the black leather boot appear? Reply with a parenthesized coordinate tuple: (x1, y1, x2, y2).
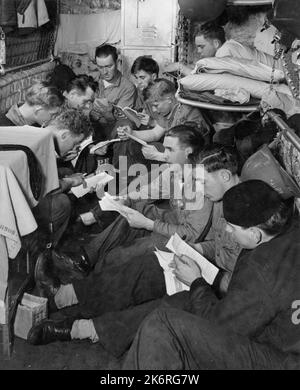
(34, 251, 61, 305)
(27, 318, 73, 345)
(52, 247, 91, 277)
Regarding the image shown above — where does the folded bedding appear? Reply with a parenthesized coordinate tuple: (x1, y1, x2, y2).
(192, 57, 285, 83)
(178, 88, 260, 106)
(179, 73, 292, 100)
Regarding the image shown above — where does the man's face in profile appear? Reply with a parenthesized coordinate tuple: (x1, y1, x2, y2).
(194, 35, 218, 60)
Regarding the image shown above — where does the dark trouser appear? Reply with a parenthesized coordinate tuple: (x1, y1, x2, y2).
(60, 253, 188, 358)
(72, 253, 165, 314)
(84, 204, 172, 273)
(93, 290, 189, 358)
(33, 192, 71, 247)
(83, 214, 151, 272)
(56, 254, 166, 356)
(122, 308, 295, 370)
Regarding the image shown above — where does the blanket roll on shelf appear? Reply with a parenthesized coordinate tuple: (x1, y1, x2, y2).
(179, 74, 292, 100)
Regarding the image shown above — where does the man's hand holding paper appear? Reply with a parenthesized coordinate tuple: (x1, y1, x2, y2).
(124, 208, 154, 230)
(166, 233, 219, 285)
(172, 254, 202, 287)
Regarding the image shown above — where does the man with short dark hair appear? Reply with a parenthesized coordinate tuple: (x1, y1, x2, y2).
(90, 44, 136, 139)
(131, 56, 159, 115)
(63, 74, 98, 111)
(131, 56, 159, 92)
(164, 22, 226, 77)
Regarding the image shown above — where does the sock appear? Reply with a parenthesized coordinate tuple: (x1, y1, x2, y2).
(71, 319, 99, 343)
(54, 284, 79, 309)
(80, 212, 96, 226)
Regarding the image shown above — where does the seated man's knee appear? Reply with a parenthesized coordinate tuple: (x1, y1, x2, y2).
(51, 193, 72, 221)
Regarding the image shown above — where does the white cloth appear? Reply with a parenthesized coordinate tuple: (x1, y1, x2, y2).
(17, 0, 37, 29)
(216, 39, 283, 71)
(54, 284, 78, 309)
(54, 11, 121, 57)
(37, 0, 50, 27)
(261, 90, 300, 118)
(0, 126, 59, 207)
(17, 0, 49, 29)
(192, 56, 284, 82)
(0, 165, 37, 258)
(179, 73, 292, 100)
(215, 88, 250, 104)
(71, 320, 99, 343)
(0, 165, 37, 304)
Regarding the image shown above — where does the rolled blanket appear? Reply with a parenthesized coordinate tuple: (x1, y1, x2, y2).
(180, 73, 291, 100)
(192, 57, 285, 83)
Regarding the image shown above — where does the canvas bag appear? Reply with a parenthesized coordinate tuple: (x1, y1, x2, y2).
(241, 144, 300, 200)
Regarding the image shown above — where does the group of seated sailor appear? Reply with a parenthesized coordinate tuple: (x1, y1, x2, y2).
(1, 21, 300, 370)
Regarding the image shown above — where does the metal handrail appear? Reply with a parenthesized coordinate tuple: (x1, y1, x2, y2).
(0, 58, 53, 75)
(175, 91, 259, 112)
(265, 109, 300, 153)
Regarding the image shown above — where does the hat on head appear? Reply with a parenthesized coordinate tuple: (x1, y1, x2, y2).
(223, 180, 283, 228)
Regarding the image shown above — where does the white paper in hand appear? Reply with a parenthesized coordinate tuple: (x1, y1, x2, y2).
(166, 233, 219, 285)
(124, 131, 148, 146)
(71, 135, 94, 166)
(99, 192, 133, 218)
(71, 172, 114, 198)
(90, 138, 121, 154)
(154, 249, 189, 295)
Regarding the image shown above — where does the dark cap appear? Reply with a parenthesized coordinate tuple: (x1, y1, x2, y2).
(223, 180, 283, 228)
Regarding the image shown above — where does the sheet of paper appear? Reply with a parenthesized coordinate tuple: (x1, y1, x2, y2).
(166, 233, 219, 285)
(71, 135, 94, 166)
(124, 131, 148, 146)
(99, 192, 134, 218)
(71, 172, 114, 198)
(154, 249, 189, 295)
(89, 138, 121, 154)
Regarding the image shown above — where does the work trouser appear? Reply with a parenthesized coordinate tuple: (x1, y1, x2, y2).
(83, 201, 173, 273)
(55, 253, 166, 356)
(33, 192, 71, 248)
(123, 308, 298, 370)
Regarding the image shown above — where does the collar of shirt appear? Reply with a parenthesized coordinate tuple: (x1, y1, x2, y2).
(97, 70, 122, 90)
(5, 104, 28, 126)
(167, 103, 180, 120)
(166, 102, 181, 128)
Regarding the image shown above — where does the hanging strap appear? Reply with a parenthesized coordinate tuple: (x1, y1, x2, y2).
(0, 144, 43, 200)
(0, 27, 6, 75)
(195, 202, 214, 243)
